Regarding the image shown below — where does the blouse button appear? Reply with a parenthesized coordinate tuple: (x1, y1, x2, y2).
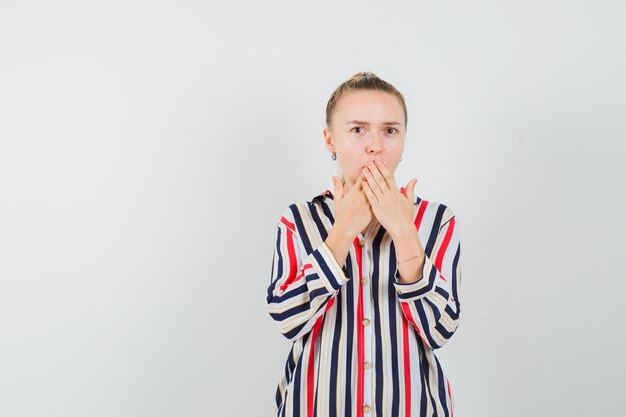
(358, 239, 365, 247)
(360, 278, 369, 286)
(362, 318, 370, 326)
(363, 404, 372, 413)
(363, 361, 372, 370)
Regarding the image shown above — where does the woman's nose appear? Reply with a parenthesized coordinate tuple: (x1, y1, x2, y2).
(366, 132, 384, 153)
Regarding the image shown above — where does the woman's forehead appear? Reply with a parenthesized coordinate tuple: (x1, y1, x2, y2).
(334, 90, 405, 123)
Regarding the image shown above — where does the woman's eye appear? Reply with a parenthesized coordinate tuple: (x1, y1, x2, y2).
(386, 128, 398, 134)
(352, 127, 364, 134)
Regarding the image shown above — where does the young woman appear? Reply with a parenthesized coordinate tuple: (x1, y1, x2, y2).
(266, 72, 462, 417)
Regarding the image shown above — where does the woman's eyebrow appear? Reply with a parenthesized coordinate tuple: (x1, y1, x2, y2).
(346, 120, 402, 125)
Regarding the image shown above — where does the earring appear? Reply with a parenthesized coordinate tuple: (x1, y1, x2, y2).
(400, 156, 403, 161)
(331, 153, 337, 160)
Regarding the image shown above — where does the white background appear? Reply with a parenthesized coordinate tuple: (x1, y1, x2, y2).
(1, 1, 625, 416)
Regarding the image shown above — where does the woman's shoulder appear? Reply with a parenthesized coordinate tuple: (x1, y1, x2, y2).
(416, 195, 455, 216)
(276, 190, 329, 223)
(403, 194, 457, 234)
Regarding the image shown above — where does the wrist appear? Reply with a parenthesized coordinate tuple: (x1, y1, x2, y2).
(326, 220, 357, 269)
(389, 219, 416, 240)
(396, 256, 425, 284)
(328, 220, 355, 244)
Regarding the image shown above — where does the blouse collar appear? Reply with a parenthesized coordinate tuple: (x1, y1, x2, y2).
(311, 189, 334, 203)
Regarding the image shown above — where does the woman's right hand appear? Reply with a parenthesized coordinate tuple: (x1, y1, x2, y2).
(324, 173, 373, 268)
(331, 173, 373, 237)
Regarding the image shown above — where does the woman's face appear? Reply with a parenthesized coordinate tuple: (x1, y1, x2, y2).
(324, 90, 406, 188)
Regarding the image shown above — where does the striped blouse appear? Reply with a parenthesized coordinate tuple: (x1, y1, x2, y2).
(266, 188, 462, 417)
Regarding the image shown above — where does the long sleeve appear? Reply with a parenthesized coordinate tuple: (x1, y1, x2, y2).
(266, 204, 350, 341)
(393, 207, 462, 349)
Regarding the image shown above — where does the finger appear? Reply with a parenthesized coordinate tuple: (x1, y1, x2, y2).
(362, 179, 379, 204)
(355, 172, 365, 186)
(366, 162, 389, 192)
(350, 172, 366, 195)
(332, 176, 344, 201)
(406, 178, 417, 204)
(363, 166, 384, 197)
(374, 160, 397, 190)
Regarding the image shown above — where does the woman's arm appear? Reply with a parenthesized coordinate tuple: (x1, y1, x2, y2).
(266, 204, 350, 341)
(392, 206, 462, 350)
(388, 218, 426, 284)
(324, 218, 355, 270)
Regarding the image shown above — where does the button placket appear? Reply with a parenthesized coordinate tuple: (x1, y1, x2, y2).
(361, 241, 373, 414)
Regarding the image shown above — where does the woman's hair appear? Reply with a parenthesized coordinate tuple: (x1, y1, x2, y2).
(325, 71, 408, 129)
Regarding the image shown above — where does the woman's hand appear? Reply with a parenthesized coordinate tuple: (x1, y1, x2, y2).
(324, 174, 373, 268)
(362, 160, 417, 239)
(332, 173, 374, 237)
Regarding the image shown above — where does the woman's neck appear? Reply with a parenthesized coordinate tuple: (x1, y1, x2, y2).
(361, 218, 378, 236)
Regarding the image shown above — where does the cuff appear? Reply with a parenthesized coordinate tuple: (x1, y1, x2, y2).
(310, 241, 350, 292)
(393, 254, 438, 301)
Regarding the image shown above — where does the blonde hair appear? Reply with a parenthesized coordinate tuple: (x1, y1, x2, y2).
(326, 72, 408, 181)
(325, 71, 408, 129)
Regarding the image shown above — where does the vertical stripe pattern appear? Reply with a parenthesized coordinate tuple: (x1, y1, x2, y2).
(267, 189, 462, 416)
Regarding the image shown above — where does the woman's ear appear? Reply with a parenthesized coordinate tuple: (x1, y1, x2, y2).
(323, 128, 336, 153)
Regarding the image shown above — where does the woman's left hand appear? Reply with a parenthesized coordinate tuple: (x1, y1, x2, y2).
(362, 160, 417, 238)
